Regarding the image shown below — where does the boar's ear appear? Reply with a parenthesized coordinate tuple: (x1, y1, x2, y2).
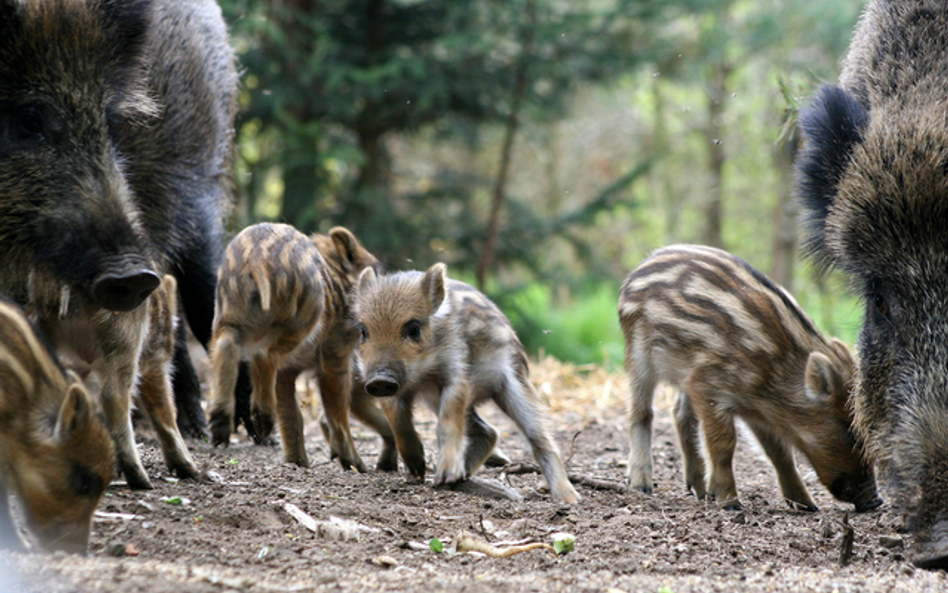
(804, 351, 847, 405)
(421, 263, 448, 313)
(356, 267, 377, 298)
(54, 380, 95, 444)
(796, 85, 870, 271)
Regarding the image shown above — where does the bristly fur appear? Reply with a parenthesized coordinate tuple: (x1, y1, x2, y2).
(795, 85, 870, 272)
(794, 0, 948, 555)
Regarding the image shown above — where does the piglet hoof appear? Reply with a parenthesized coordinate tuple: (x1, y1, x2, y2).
(172, 463, 201, 481)
(483, 449, 512, 468)
(720, 499, 743, 511)
(433, 467, 467, 487)
(376, 450, 399, 473)
(786, 499, 819, 512)
(250, 411, 276, 445)
(854, 495, 884, 513)
(122, 465, 154, 490)
(208, 411, 232, 448)
(337, 456, 367, 474)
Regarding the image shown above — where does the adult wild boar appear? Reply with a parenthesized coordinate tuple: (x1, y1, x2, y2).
(0, 0, 239, 439)
(796, 0, 948, 568)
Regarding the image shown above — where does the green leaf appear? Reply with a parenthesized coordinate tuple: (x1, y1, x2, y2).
(429, 537, 444, 553)
(551, 532, 575, 555)
(164, 497, 184, 506)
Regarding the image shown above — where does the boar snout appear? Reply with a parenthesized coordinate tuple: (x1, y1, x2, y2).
(92, 260, 161, 312)
(365, 369, 401, 398)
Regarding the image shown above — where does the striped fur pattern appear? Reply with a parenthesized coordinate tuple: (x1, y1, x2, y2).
(29, 272, 198, 490)
(352, 263, 580, 503)
(619, 245, 880, 512)
(0, 296, 113, 553)
(208, 224, 379, 471)
(208, 223, 326, 466)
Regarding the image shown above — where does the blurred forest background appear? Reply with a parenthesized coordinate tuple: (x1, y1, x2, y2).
(218, 0, 866, 367)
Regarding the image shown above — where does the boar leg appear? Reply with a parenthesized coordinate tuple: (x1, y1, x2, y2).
(316, 350, 367, 472)
(208, 328, 241, 447)
(462, 409, 499, 476)
(171, 321, 208, 439)
(747, 423, 818, 511)
(275, 368, 308, 467)
(96, 310, 152, 489)
(382, 395, 427, 481)
(138, 357, 199, 479)
(249, 352, 279, 446)
(672, 392, 708, 498)
(347, 386, 399, 472)
(689, 389, 741, 510)
(432, 379, 471, 486)
(494, 377, 580, 503)
(627, 363, 657, 494)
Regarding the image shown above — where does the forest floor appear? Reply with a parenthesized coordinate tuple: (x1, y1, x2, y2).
(3, 358, 946, 593)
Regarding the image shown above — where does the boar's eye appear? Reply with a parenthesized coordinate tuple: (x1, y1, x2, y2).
(871, 294, 889, 320)
(403, 319, 424, 342)
(355, 322, 368, 343)
(11, 105, 45, 142)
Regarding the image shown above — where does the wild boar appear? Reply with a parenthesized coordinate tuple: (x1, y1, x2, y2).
(352, 263, 580, 503)
(795, 0, 948, 567)
(0, 296, 113, 553)
(209, 224, 379, 471)
(619, 245, 880, 512)
(0, 0, 240, 440)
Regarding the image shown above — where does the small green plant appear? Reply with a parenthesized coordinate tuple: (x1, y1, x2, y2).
(226, 458, 239, 465)
(551, 532, 575, 555)
(429, 537, 444, 553)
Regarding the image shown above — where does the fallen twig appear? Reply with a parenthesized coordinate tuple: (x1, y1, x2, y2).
(455, 530, 555, 558)
(567, 473, 628, 493)
(838, 512, 854, 567)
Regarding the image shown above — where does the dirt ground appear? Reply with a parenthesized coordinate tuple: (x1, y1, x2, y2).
(3, 359, 947, 593)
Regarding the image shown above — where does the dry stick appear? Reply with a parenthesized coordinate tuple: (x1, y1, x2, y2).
(499, 461, 627, 493)
(455, 531, 555, 558)
(564, 429, 584, 467)
(838, 512, 854, 567)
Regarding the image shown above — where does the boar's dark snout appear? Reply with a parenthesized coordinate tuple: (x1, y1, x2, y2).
(92, 262, 161, 312)
(365, 372, 400, 398)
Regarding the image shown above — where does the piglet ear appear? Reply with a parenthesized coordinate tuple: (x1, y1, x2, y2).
(356, 267, 377, 298)
(804, 351, 846, 405)
(422, 263, 447, 314)
(55, 380, 94, 443)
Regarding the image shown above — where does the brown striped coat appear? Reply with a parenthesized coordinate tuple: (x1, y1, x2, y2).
(0, 296, 113, 553)
(619, 245, 880, 512)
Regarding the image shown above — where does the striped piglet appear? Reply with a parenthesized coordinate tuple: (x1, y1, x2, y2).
(619, 245, 881, 512)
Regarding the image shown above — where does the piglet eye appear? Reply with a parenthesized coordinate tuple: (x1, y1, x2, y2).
(403, 320, 423, 342)
(11, 105, 45, 141)
(355, 323, 368, 343)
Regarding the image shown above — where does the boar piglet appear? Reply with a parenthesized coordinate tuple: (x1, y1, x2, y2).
(209, 224, 379, 471)
(0, 296, 114, 553)
(619, 245, 880, 512)
(31, 273, 199, 490)
(796, 0, 948, 568)
(353, 263, 580, 503)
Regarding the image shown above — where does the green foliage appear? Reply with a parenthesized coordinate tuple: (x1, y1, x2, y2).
(429, 537, 443, 553)
(503, 282, 624, 368)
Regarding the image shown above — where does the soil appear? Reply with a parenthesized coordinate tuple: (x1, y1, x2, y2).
(3, 362, 946, 593)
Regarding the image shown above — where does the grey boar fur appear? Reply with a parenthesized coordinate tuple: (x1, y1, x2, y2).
(0, 0, 239, 439)
(796, 0, 948, 567)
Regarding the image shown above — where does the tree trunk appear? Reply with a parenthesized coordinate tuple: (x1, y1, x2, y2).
(476, 0, 536, 291)
(771, 123, 799, 291)
(701, 60, 731, 249)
